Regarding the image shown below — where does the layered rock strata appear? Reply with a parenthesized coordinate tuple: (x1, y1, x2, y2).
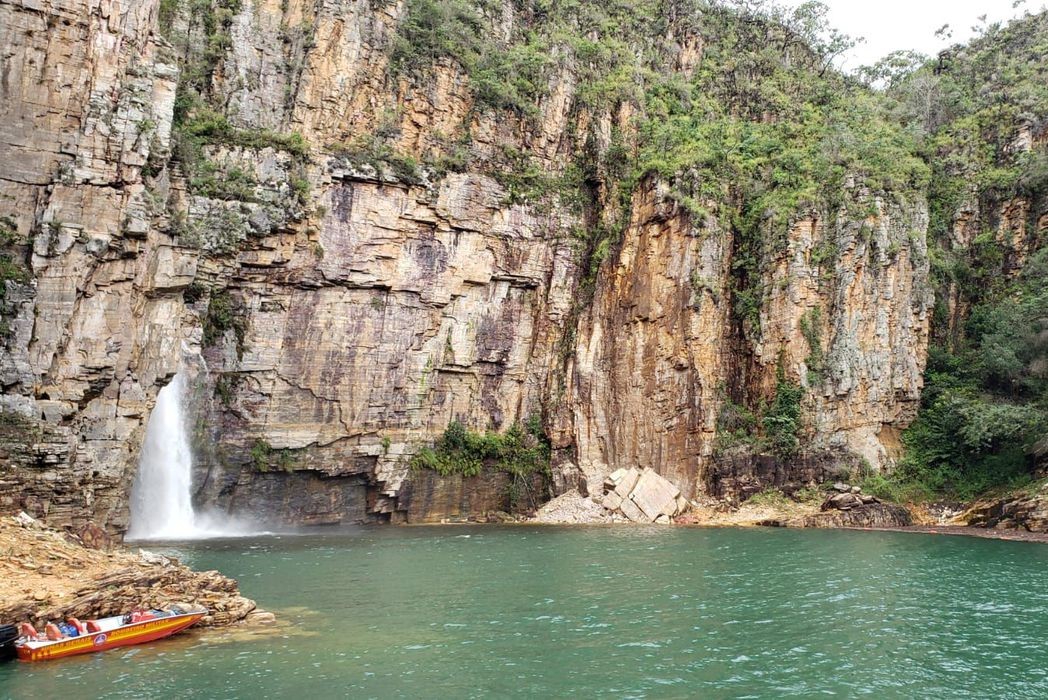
(566, 184, 931, 496)
(0, 0, 935, 532)
(963, 487, 1048, 533)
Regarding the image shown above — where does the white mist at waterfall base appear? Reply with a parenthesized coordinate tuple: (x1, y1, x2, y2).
(126, 374, 259, 541)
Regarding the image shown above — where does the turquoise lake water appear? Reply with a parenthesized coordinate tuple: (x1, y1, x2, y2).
(2, 525, 1048, 698)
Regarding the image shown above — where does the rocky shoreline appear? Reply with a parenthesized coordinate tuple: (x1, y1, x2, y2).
(529, 479, 1048, 543)
(0, 514, 267, 631)
(849, 525, 1048, 544)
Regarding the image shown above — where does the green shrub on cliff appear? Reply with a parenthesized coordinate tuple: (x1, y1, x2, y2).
(0, 217, 29, 297)
(250, 439, 298, 472)
(390, 0, 549, 117)
(411, 419, 551, 478)
(762, 378, 805, 458)
(179, 108, 309, 157)
(202, 290, 249, 357)
(0, 217, 29, 337)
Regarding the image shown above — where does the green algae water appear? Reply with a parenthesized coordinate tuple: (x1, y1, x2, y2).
(3, 526, 1048, 699)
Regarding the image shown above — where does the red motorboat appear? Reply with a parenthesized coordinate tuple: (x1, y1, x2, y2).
(15, 606, 206, 662)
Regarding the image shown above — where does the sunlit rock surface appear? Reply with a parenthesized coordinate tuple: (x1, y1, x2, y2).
(0, 0, 941, 531)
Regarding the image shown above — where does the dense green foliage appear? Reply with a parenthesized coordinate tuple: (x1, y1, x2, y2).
(870, 12, 1048, 499)
(714, 373, 804, 458)
(411, 418, 551, 478)
(763, 378, 805, 458)
(202, 290, 248, 357)
(893, 249, 1048, 498)
(881, 13, 1048, 318)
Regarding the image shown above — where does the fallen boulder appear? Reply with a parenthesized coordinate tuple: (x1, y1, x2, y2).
(600, 468, 689, 524)
(532, 490, 614, 524)
(820, 492, 881, 512)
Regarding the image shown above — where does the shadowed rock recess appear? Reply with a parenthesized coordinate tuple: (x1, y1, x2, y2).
(0, 0, 1040, 533)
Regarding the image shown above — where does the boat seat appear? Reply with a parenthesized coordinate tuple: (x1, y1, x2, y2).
(18, 622, 41, 640)
(130, 611, 157, 624)
(86, 620, 102, 633)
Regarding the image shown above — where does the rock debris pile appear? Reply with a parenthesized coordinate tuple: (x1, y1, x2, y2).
(532, 468, 691, 524)
(820, 483, 884, 511)
(799, 483, 913, 528)
(532, 490, 615, 524)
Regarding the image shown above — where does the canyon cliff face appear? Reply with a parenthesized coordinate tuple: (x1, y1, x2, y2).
(566, 183, 931, 498)
(0, 0, 935, 532)
(0, 0, 183, 530)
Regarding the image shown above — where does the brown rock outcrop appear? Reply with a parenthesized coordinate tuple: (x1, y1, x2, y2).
(963, 490, 1048, 533)
(0, 514, 257, 628)
(799, 503, 914, 529)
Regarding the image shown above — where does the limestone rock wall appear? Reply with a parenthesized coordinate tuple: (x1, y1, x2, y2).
(757, 194, 932, 469)
(0, 0, 191, 531)
(565, 183, 931, 496)
(1, 0, 936, 532)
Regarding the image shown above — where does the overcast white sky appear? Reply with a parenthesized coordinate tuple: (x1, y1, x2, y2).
(782, 0, 1047, 69)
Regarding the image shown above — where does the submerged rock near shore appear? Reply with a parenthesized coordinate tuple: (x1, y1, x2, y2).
(0, 514, 261, 629)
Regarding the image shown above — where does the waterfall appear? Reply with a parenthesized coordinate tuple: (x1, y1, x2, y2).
(127, 374, 199, 540)
(127, 373, 264, 539)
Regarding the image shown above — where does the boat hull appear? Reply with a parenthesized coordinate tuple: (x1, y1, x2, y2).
(16, 613, 204, 662)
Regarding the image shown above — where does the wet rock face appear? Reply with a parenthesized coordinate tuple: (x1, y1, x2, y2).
(397, 470, 546, 523)
(215, 471, 377, 527)
(1, 0, 934, 531)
